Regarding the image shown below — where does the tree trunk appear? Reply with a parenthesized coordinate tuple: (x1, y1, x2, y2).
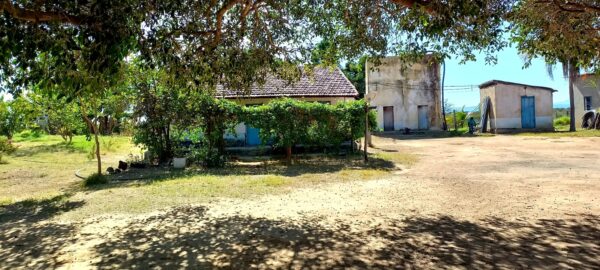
(79, 96, 102, 175)
(285, 146, 292, 165)
(569, 63, 576, 132)
(83, 113, 102, 174)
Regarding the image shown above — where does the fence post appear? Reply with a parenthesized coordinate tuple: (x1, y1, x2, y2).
(364, 102, 369, 162)
(453, 110, 458, 131)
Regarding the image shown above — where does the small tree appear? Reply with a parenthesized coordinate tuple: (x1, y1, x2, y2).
(30, 93, 85, 143)
(131, 66, 189, 163)
(0, 97, 36, 139)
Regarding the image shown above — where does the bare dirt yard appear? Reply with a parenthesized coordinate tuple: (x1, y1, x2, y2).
(1, 134, 599, 269)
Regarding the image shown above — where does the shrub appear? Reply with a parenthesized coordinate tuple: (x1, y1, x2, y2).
(554, 116, 570, 126)
(84, 173, 108, 186)
(0, 137, 17, 163)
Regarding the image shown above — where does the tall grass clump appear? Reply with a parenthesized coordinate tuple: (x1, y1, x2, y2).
(84, 173, 108, 186)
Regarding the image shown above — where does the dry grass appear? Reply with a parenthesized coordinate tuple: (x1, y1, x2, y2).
(0, 134, 136, 205)
(373, 152, 418, 168)
(1, 135, 405, 221)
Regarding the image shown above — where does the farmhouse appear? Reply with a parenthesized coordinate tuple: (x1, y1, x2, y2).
(573, 73, 600, 128)
(217, 67, 359, 146)
(365, 56, 442, 131)
(479, 80, 555, 133)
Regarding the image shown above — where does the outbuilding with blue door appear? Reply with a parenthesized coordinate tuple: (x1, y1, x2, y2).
(479, 80, 556, 133)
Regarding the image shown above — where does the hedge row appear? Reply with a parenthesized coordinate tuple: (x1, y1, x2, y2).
(135, 96, 376, 167)
(204, 97, 376, 164)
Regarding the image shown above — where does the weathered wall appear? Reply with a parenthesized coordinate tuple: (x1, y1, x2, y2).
(574, 75, 600, 128)
(366, 56, 441, 130)
(223, 96, 356, 141)
(480, 84, 554, 131)
(479, 86, 497, 130)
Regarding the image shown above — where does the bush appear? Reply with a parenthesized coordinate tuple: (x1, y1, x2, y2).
(554, 116, 570, 126)
(0, 137, 17, 163)
(84, 173, 108, 186)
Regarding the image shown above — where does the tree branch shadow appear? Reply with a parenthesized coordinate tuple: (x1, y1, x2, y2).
(92, 206, 600, 269)
(0, 194, 84, 269)
(93, 155, 396, 190)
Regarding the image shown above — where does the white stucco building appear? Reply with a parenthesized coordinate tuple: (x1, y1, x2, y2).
(365, 56, 442, 131)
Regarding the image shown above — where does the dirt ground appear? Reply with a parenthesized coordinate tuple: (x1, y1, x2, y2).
(2, 134, 599, 269)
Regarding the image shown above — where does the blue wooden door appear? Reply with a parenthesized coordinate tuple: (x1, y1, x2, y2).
(246, 126, 261, 146)
(521, 96, 536, 129)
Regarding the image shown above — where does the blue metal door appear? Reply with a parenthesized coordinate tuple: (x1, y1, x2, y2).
(246, 126, 261, 146)
(521, 96, 536, 129)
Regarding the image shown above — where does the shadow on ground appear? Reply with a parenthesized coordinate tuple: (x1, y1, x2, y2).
(0, 194, 85, 269)
(91, 206, 600, 269)
(100, 155, 396, 185)
(11, 142, 88, 157)
(374, 130, 483, 141)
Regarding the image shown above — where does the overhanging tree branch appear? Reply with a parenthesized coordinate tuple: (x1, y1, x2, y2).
(0, 0, 84, 25)
(389, 0, 434, 13)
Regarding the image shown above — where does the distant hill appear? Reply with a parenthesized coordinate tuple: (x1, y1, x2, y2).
(554, 100, 570, 109)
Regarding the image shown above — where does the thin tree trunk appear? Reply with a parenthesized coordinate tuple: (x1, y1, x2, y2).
(569, 63, 576, 132)
(285, 146, 292, 165)
(79, 96, 102, 175)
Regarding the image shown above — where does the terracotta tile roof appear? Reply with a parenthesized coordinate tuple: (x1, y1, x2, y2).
(216, 67, 358, 99)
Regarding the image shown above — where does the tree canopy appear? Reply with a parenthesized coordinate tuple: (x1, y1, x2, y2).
(1, 0, 516, 95)
(510, 0, 600, 72)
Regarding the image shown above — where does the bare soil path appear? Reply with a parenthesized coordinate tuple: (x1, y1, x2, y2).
(2, 135, 599, 269)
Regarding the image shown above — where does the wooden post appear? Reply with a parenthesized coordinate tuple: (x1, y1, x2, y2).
(453, 110, 458, 131)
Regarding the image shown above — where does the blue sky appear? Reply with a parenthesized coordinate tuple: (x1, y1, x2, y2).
(444, 45, 569, 109)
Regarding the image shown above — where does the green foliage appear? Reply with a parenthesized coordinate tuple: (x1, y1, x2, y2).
(0, 137, 17, 163)
(0, 97, 38, 139)
(510, 1, 599, 72)
(445, 107, 469, 129)
(191, 96, 241, 168)
(84, 173, 109, 187)
(554, 116, 570, 127)
(130, 67, 188, 162)
(18, 130, 43, 139)
(243, 98, 375, 158)
(341, 56, 368, 98)
(31, 94, 86, 143)
(2, 0, 515, 98)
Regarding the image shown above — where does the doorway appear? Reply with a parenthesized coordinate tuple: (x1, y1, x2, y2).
(418, 105, 429, 130)
(383, 106, 394, 131)
(521, 96, 536, 129)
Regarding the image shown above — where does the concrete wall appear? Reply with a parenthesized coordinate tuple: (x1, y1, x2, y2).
(479, 86, 497, 131)
(366, 56, 441, 131)
(223, 96, 356, 141)
(574, 75, 600, 128)
(480, 84, 554, 132)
